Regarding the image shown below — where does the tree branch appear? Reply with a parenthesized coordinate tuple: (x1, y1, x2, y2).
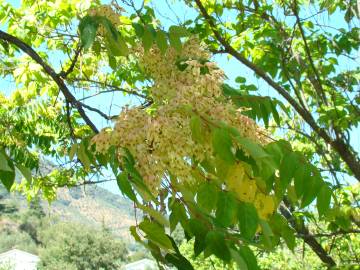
(59, 44, 82, 79)
(279, 205, 336, 267)
(0, 30, 99, 133)
(193, 0, 360, 182)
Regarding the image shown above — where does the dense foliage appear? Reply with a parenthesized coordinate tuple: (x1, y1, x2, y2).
(0, 0, 359, 269)
(0, 187, 129, 269)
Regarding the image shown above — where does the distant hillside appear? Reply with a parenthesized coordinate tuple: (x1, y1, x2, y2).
(0, 183, 136, 239)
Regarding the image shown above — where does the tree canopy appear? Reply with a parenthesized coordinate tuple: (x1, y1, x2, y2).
(0, 0, 359, 269)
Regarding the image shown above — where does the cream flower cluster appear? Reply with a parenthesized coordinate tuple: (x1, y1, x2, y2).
(92, 38, 265, 193)
(87, 3, 122, 36)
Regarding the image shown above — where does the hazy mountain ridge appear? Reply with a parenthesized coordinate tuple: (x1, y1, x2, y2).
(0, 183, 136, 239)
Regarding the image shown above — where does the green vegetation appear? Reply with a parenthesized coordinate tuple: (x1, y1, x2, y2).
(0, 184, 130, 269)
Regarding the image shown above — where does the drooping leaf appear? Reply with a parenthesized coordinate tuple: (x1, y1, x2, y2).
(16, 164, 32, 181)
(0, 158, 15, 191)
(205, 231, 231, 262)
(212, 128, 235, 165)
(79, 16, 98, 50)
(197, 182, 218, 213)
(190, 115, 205, 143)
(215, 192, 237, 227)
(238, 202, 259, 240)
(139, 220, 174, 251)
(116, 172, 136, 201)
(235, 137, 269, 159)
(238, 246, 260, 270)
(156, 30, 168, 54)
(317, 184, 332, 217)
(0, 152, 12, 172)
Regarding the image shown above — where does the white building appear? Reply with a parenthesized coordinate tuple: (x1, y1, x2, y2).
(124, 258, 158, 270)
(0, 249, 39, 270)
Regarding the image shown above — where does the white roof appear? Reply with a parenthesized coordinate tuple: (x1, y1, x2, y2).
(0, 249, 39, 270)
(124, 258, 157, 270)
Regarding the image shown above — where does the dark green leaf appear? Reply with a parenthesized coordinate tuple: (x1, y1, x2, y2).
(0, 158, 15, 191)
(317, 184, 332, 216)
(238, 202, 259, 240)
(139, 220, 174, 251)
(142, 26, 154, 51)
(0, 152, 12, 172)
(190, 115, 205, 143)
(238, 246, 260, 270)
(197, 182, 218, 213)
(156, 30, 168, 54)
(205, 231, 231, 262)
(279, 152, 298, 190)
(16, 164, 32, 181)
(212, 128, 235, 165)
(235, 137, 268, 159)
(215, 192, 237, 227)
(116, 172, 136, 201)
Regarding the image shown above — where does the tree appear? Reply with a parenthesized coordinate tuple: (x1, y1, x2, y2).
(38, 222, 128, 270)
(0, 0, 359, 269)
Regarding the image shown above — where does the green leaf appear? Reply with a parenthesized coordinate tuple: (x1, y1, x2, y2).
(282, 226, 296, 251)
(0, 159, 15, 191)
(317, 184, 332, 216)
(294, 164, 309, 198)
(238, 202, 259, 240)
(238, 246, 260, 270)
(77, 143, 91, 172)
(230, 248, 248, 270)
(130, 226, 142, 242)
(138, 204, 170, 227)
(132, 23, 144, 37)
(215, 192, 237, 227)
(279, 152, 298, 190)
(142, 26, 154, 51)
(212, 128, 235, 165)
(79, 16, 98, 50)
(190, 115, 204, 143)
(197, 182, 218, 213)
(270, 101, 281, 126)
(169, 25, 190, 37)
(0, 152, 12, 172)
(235, 137, 269, 159)
(259, 219, 274, 249)
(155, 30, 168, 54)
(170, 200, 188, 232)
(235, 76, 246, 83)
(107, 34, 129, 56)
(69, 144, 78, 161)
(16, 164, 32, 181)
(205, 231, 231, 262)
(169, 31, 182, 52)
(116, 172, 136, 201)
(139, 220, 174, 251)
(301, 172, 323, 208)
(165, 253, 194, 270)
(188, 219, 207, 257)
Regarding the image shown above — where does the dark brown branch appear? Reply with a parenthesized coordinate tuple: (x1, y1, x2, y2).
(78, 101, 112, 121)
(279, 205, 336, 267)
(292, 0, 327, 104)
(59, 44, 82, 78)
(298, 229, 360, 238)
(0, 30, 99, 133)
(193, 0, 360, 182)
(72, 78, 148, 100)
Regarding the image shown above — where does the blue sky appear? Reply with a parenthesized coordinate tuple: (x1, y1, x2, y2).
(1, 0, 359, 193)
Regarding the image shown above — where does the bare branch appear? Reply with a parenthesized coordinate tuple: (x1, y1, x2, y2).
(0, 30, 99, 133)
